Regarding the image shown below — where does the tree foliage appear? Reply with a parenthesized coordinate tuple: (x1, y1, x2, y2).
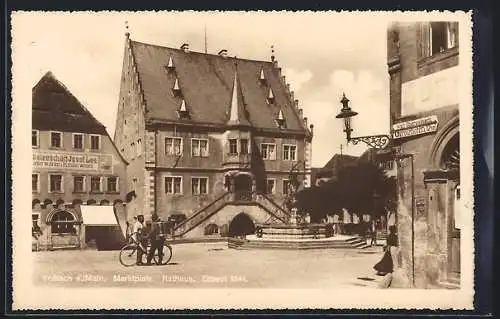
(295, 161, 397, 223)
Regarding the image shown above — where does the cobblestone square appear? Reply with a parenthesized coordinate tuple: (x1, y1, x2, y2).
(33, 243, 384, 289)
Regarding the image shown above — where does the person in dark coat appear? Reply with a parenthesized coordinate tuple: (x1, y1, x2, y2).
(146, 213, 165, 265)
(373, 226, 398, 275)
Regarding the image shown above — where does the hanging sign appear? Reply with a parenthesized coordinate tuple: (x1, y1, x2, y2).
(392, 115, 439, 140)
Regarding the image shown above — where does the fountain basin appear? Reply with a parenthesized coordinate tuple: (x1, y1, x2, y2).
(228, 223, 369, 250)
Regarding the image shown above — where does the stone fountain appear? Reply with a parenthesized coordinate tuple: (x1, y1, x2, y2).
(228, 188, 369, 250)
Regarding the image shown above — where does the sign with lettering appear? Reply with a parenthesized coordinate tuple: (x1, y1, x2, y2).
(392, 115, 439, 140)
(33, 150, 113, 173)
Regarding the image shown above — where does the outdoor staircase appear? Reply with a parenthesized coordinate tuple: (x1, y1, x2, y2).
(345, 236, 370, 249)
(172, 192, 232, 238)
(228, 235, 371, 250)
(171, 191, 290, 238)
(254, 193, 290, 223)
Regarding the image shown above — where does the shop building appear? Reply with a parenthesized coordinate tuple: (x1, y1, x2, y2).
(387, 21, 462, 288)
(32, 72, 128, 250)
(114, 34, 313, 238)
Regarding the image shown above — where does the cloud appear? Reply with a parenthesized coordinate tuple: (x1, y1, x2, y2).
(299, 69, 389, 166)
(283, 68, 312, 92)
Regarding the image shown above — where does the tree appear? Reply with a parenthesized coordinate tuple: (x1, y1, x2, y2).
(295, 161, 396, 223)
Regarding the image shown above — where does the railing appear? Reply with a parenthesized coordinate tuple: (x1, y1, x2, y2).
(234, 190, 253, 202)
(172, 191, 232, 237)
(254, 193, 290, 223)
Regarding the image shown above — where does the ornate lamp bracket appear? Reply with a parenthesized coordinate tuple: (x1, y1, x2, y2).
(349, 134, 392, 149)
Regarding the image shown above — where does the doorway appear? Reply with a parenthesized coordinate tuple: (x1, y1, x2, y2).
(442, 133, 460, 282)
(228, 213, 255, 237)
(234, 173, 252, 201)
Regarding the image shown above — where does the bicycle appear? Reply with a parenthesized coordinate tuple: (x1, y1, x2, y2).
(119, 234, 173, 267)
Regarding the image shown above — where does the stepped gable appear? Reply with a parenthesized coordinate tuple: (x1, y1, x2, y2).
(129, 40, 306, 132)
(32, 71, 107, 135)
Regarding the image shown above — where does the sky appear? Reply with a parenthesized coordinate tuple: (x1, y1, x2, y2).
(14, 11, 396, 167)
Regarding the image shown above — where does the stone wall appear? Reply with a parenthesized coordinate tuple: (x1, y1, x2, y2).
(388, 22, 461, 288)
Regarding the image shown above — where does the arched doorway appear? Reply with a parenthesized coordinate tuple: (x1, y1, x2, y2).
(50, 211, 77, 234)
(440, 132, 460, 280)
(228, 213, 255, 237)
(234, 173, 252, 201)
(47, 210, 81, 249)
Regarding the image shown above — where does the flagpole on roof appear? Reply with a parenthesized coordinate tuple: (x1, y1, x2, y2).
(204, 24, 207, 54)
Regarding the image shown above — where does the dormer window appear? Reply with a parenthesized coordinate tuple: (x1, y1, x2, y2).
(218, 49, 228, 58)
(275, 109, 286, 129)
(172, 78, 182, 97)
(180, 43, 189, 53)
(259, 67, 267, 85)
(166, 56, 175, 71)
(267, 87, 275, 104)
(177, 99, 190, 119)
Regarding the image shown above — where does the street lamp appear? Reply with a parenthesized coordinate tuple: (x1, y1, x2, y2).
(335, 93, 392, 149)
(336, 92, 417, 286)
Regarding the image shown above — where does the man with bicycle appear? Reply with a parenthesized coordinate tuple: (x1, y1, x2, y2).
(145, 213, 165, 265)
(131, 215, 148, 265)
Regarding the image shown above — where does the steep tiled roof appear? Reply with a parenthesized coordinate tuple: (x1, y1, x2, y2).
(129, 40, 307, 132)
(32, 72, 128, 165)
(32, 72, 107, 135)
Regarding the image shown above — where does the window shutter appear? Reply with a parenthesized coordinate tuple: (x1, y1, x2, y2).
(116, 177, 120, 192)
(100, 176, 104, 192)
(60, 175, 64, 193)
(82, 176, 86, 192)
(419, 22, 431, 59)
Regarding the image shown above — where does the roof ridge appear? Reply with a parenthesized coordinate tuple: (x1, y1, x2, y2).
(130, 39, 275, 65)
(33, 71, 106, 129)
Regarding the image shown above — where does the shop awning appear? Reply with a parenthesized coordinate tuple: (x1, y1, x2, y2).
(81, 205, 118, 226)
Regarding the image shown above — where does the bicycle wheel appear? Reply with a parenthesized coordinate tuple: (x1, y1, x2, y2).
(154, 243, 173, 265)
(119, 244, 138, 267)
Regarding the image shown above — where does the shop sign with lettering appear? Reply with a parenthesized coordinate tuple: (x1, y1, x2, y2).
(392, 115, 439, 140)
(33, 150, 113, 172)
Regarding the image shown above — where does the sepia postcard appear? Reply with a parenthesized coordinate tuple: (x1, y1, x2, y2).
(11, 10, 474, 310)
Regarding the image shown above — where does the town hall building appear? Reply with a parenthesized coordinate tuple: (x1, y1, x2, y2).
(114, 32, 313, 238)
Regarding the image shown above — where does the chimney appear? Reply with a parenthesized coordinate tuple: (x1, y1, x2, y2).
(303, 117, 308, 127)
(309, 124, 314, 134)
(218, 49, 228, 58)
(295, 100, 299, 109)
(180, 43, 190, 53)
(298, 108, 303, 117)
(290, 91, 295, 102)
(281, 75, 286, 85)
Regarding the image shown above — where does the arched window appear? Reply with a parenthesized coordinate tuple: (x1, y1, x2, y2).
(32, 199, 41, 209)
(100, 199, 110, 206)
(51, 211, 77, 234)
(72, 199, 83, 206)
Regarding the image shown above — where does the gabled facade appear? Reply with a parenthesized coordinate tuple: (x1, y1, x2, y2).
(114, 34, 313, 238)
(32, 72, 128, 250)
(387, 21, 461, 288)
